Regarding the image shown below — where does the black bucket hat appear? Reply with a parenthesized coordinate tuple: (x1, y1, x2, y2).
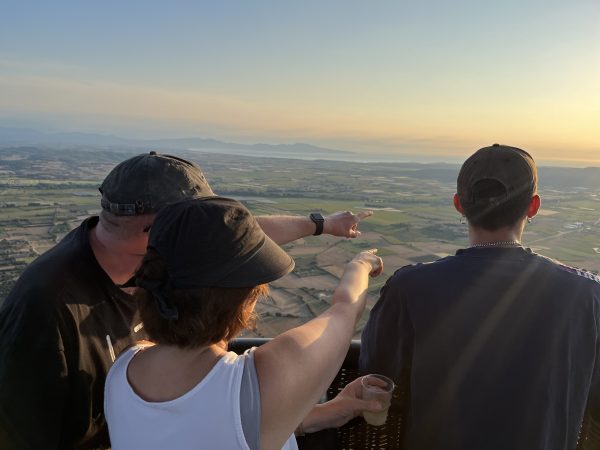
(147, 197, 295, 289)
(99, 151, 214, 216)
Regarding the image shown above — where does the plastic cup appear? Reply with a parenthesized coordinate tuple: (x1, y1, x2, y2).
(361, 374, 395, 426)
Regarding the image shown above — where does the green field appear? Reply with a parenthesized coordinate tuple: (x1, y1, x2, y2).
(1, 147, 598, 337)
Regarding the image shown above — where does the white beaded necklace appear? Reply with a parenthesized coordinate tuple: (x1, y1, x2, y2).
(470, 241, 522, 248)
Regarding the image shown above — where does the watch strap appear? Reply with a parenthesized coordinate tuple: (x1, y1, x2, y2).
(310, 213, 324, 236)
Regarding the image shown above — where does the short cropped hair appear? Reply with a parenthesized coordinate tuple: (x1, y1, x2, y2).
(99, 210, 154, 240)
(460, 179, 531, 231)
(135, 249, 268, 348)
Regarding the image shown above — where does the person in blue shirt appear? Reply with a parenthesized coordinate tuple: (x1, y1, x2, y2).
(360, 144, 600, 450)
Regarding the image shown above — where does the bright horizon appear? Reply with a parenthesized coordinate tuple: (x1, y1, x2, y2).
(1, 1, 599, 165)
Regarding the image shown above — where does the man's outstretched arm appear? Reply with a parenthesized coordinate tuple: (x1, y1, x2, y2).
(256, 210, 373, 245)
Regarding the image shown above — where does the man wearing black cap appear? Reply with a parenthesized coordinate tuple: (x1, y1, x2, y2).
(360, 144, 600, 450)
(0, 152, 372, 450)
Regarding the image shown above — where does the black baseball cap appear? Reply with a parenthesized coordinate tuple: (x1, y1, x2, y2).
(457, 144, 537, 206)
(147, 197, 295, 288)
(99, 152, 214, 216)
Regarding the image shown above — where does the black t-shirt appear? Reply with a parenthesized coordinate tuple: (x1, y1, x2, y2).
(360, 246, 600, 450)
(0, 217, 147, 450)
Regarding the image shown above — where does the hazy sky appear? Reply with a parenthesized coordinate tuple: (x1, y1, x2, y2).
(1, 0, 599, 163)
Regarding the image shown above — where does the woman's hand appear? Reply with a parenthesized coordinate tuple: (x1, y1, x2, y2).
(350, 249, 384, 277)
(331, 249, 383, 311)
(299, 377, 385, 433)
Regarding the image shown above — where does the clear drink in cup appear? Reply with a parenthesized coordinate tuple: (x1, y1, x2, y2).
(361, 374, 395, 426)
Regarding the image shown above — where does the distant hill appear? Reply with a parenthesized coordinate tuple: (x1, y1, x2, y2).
(537, 167, 600, 190)
(0, 127, 352, 157)
(147, 137, 353, 156)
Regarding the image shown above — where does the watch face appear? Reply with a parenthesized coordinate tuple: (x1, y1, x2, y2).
(310, 213, 324, 222)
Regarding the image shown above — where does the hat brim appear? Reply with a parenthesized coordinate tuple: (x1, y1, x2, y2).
(212, 235, 295, 287)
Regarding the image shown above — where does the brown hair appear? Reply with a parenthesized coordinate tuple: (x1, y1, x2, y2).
(135, 249, 268, 348)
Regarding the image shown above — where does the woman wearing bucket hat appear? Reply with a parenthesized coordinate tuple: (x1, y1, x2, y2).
(104, 196, 384, 450)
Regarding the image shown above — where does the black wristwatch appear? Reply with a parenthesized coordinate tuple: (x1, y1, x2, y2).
(310, 213, 325, 236)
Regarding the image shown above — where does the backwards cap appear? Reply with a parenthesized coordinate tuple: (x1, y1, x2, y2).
(99, 151, 214, 216)
(457, 143, 537, 206)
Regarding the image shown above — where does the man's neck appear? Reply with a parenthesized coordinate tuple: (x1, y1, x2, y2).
(89, 224, 145, 286)
(468, 222, 525, 247)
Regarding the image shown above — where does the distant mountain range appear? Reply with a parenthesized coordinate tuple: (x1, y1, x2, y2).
(0, 126, 353, 157)
(1, 144, 599, 190)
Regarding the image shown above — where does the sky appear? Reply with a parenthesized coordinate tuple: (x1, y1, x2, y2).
(1, 0, 599, 164)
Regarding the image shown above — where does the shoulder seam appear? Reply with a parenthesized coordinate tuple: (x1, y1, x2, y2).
(535, 252, 600, 284)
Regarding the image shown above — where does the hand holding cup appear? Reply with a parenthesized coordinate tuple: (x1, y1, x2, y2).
(361, 374, 395, 426)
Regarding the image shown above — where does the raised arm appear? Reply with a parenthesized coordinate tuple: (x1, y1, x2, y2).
(255, 250, 383, 450)
(256, 210, 373, 245)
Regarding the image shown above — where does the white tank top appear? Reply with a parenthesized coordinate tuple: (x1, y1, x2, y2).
(105, 346, 298, 450)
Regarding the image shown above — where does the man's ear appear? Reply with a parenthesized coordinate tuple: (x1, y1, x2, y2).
(527, 194, 541, 219)
(453, 194, 465, 215)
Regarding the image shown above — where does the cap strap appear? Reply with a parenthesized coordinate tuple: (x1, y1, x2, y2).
(101, 197, 149, 216)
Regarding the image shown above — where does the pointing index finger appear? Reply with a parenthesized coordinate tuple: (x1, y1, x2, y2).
(355, 210, 374, 221)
